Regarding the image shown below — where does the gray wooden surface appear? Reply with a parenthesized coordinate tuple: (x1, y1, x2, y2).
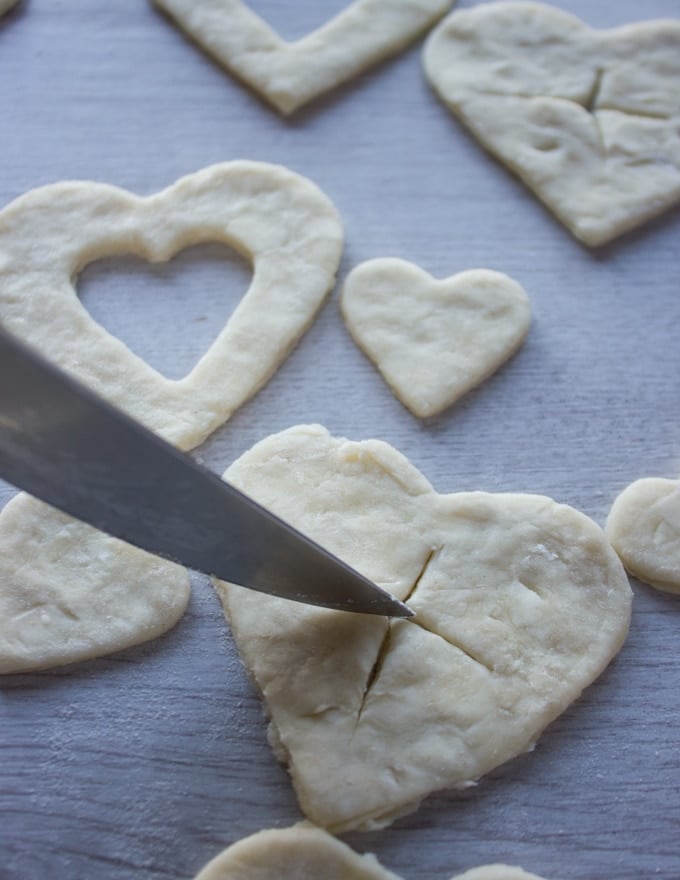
(1, 1, 679, 878)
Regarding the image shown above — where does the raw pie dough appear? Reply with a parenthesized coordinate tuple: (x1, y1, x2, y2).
(152, 0, 453, 115)
(341, 258, 531, 417)
(0, 161, 343, 451)
(0, 493, 189, 673)
(215, 425, 632, 832)
(606, 476, 680, 595)
(193, 824, 547, 880)
(423, 2, 680, 246)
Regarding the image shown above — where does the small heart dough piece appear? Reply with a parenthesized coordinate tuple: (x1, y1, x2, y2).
(215, 425, 632, 832)
(0, 161, 343, 450)
(153, 0, 452, 115)
(606, 477, 680, 595)
(341, 258, 530, 417)
(424, 2, 680, 246)
(0, 493, 190, 674)
(193, 824, 547, 880)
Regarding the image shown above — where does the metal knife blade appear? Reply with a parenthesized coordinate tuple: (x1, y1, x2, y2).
(0, 328, 412, 618)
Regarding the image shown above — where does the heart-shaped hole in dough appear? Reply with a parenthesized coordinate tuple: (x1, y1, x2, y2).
(245, 0, 352, 41)
(78, 243, 252, 381)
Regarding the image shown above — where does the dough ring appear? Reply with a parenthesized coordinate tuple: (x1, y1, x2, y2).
(215, 425, 632, 832)
(606, 476, 680, 594)
(341, 258, 531, 418)
(424, 2, 680, 246)
(193, 823, 549, 880)
(153, 0, 453, 115)
(0, 161, 343, 451)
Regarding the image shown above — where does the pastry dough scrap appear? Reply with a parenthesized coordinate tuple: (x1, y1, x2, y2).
(0, 161, 343, 451)
(153, 0, 453, 115)
(606, 476, 680, 595)
(0, 493, 190, 674)
(423, 2, 680, 246)
(215, 425, 632, 832)
(192, 824, 548, 880)
(341, 258, 531, 418)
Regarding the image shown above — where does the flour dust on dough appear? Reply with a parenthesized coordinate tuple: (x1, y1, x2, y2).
(192, 823, 548, 880)
(152, 0, 453, 115)
(0, 161, 343, 451)
(424, 2, 680, 246)
(606, 476, 680, 595)
(214, 425, 632, 832)
(341, 258, 531, 418)
(0, 493, 190, 674)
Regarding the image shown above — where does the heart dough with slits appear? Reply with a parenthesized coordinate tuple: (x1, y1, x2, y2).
(0, 493, 189, 673)
(153, 0, 453, 115)
(0, 161, 343, 451)
(193, 824, 547, 880)
(424, 2, 680, 246)
(606, 476, 680, 595)
(341, 258, 531, 418)
(214, 425, 632, 832)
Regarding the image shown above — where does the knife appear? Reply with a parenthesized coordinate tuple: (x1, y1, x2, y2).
(0, 327, 412, 617)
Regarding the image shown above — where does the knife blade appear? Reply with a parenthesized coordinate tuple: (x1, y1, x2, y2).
(0, 327, 412, 617)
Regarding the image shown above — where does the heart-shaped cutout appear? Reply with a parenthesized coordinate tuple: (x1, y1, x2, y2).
(0, 161, 343, 450)
(424, 2, 680, 246)
(214, 425, 632, 832)
(153, 0, 453, 115)
(0, 493, 189, 674)
(341, 258, 531, 418)
(606, 476, 680, 594)
(78, 243, 252, 381)
(193, 824, 547, 880)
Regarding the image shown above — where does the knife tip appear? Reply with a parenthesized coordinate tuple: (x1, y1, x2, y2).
(388, 597, 415, 619)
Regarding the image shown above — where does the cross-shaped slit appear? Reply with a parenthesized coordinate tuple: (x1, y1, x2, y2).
(354, 548, 440, 726)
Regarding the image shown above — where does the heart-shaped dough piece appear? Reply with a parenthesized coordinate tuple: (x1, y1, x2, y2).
(153, 0, 452, 115)
(0, 161, 343, 450)
(341, 259, 530, 417)
(215, 425, 632, 832)
(423, 2, 680, 246)
(0, 493, 190, 674)
(606, 476, 680, 595)
(194, 824, 547, 880)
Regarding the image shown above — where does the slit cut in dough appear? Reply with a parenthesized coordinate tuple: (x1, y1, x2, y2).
(214, 424, 632, 832)
(0, 161, 343, 451)
(424, 2, 680, 246)
(606, 476, 680, 595)
(0, 494, 189, 674)
(192, 824, 548, 880)
(341, 258, 531, 418)
(152, 0, 453, 115)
